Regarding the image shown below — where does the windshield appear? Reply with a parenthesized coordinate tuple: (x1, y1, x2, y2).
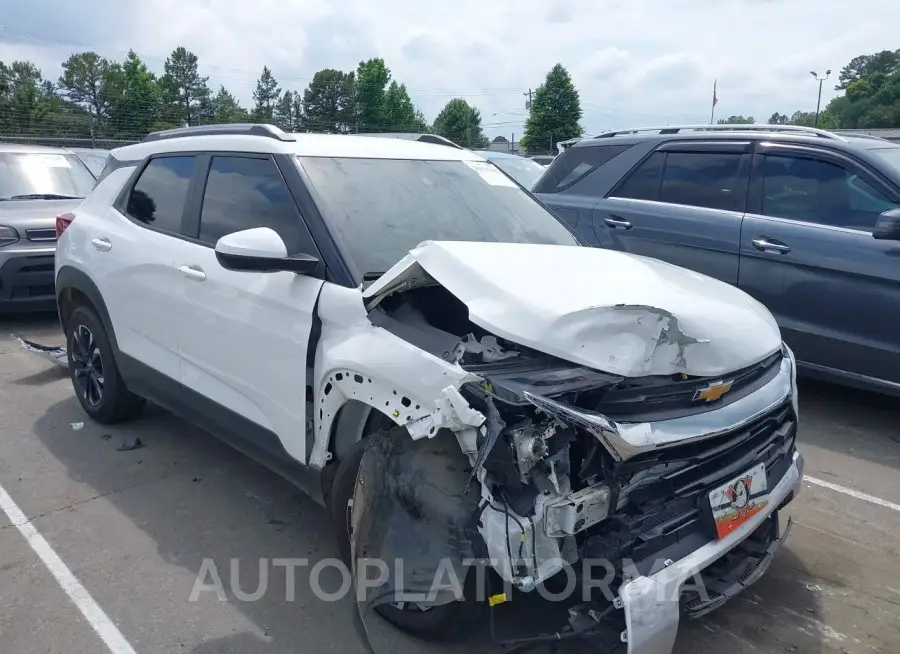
(872, 147, 900, 175)
(0, 152, 96, 200)
(299, 156, 578, 276)
(74, 152, 108, 177)
(487, 156, 547, 190)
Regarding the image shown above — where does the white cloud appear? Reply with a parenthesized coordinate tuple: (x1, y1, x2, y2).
(1, 0, 898, 138)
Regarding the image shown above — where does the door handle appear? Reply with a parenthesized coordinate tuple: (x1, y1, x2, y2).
(604, 215, 633, 230)
(178, 264, 207, 281)
(752, 237, 791, 254)
(90, 237, 112, 252)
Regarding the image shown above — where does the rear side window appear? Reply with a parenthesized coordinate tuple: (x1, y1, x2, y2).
(533, 144, 630, 193)
(659, 152, 743, 211)
(611, 152, 665, 200)
(126, 156, 196, 232)
(198, 156, 303, 252)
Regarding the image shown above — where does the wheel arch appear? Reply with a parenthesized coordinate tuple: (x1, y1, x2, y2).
(56, 266, 118, 352)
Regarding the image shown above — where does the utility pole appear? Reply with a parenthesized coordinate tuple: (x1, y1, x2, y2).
(810, 69, 831, 127)
(523, 88, 533, 110)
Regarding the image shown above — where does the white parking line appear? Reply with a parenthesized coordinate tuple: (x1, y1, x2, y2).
(0, 482, 138, 654)
(804, 475, 900, 513)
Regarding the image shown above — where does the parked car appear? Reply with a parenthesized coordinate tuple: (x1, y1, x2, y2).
(69, 147, 110, 177)
(0, 143, 97, 312)
(55, 123, 802, 653)
(365, 132, 463, 149)
(529, 154, 556, 166)
(473, 150, 547, 189)
(535, 123, 900, 396)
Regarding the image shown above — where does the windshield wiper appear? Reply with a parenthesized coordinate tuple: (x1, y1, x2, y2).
(0, 193, 85, 201)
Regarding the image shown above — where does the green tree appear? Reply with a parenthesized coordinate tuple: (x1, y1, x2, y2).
(521, 63, 583, 153)
(159, 47, 210, 126)
(252, 66, 281, 122)
(433, 98, 487, 147)
(111, 50, 162, 138)
(274, 89, 300, 131)
(836, 50, 900, 90)
(382, 81, 428, 132)
(492, 135, 509, 143)
(302, 69, 356, 133)
(210, 85, 249, 124)
(57, 52, 123, 133)
(767, 112, 789, 125)
(355, 58, 390, 132)
(0, 61, 57, 134)
(717, 115, 755, 124)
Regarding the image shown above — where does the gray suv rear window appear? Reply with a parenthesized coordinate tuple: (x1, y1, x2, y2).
(533, 144, 631, 193)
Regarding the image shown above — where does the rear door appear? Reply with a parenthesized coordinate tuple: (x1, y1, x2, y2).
(169, 153, 325, 464)
(596, 141, 752, 285)
(739, 143, 900, 384)
(91, 154, 200, 381)
(533, 143, 634, 241)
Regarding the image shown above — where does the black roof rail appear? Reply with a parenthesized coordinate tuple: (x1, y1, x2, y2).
(592, 124, 847, 142)
(142, 123, 296, 143)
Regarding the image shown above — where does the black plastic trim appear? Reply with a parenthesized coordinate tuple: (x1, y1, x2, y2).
(55, 266, 119, 350)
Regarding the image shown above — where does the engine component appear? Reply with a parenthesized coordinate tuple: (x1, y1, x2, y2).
(543, 483, 612, 538)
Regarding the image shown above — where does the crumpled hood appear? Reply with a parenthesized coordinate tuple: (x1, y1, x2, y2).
(364, 241, 782, 378)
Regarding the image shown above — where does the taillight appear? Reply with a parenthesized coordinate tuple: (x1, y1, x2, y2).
(56, 212, 75, 239)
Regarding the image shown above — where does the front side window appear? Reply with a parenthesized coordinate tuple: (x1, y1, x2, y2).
(198, 156, 302, 252)
(0, 151, 96, 201)
(761, 155, 900, 230)
(126, 156, 196, 232)
(658, 152, 743, 211)
(299, 156, 579, 276)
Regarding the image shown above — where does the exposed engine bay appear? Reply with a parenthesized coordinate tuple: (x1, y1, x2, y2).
(353, 277, 802, 652)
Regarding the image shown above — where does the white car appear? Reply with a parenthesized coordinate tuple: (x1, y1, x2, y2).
(54, 124, 803, 653)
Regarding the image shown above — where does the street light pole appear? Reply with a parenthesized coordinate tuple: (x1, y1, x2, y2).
(810, 69, 831, 127)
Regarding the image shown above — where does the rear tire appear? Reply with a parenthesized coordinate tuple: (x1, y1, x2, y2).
(329, 433, 482, 641)
(66, 305, 144, 424)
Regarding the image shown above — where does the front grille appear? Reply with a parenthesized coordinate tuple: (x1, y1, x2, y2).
(594, 351, 783, 422)
(25, 228, 58, 242)
(580, 401, 796, 574)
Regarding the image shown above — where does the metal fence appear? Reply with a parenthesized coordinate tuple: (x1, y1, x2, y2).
(0, 134, 138, 150)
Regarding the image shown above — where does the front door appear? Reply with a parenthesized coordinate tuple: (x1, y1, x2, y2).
(171, 154, 324, 463)
(738, 144, 900, 384)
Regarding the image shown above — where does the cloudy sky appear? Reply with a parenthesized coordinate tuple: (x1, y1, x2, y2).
(1, 0, 897, 139)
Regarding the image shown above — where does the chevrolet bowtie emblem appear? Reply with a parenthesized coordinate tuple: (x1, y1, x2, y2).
(694, 380, 734, 402)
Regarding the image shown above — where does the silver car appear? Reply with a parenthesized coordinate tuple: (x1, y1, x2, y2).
(0, 144, 96, 312)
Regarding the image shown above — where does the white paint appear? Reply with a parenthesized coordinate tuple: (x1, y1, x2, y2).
(0, 482, 137, 654)
(214, 227, 288, 259)
(363, 240, 782, 378)
(804, 476, 900, 513)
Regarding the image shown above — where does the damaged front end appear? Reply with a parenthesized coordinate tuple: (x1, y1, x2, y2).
(351, 255, 803, 653)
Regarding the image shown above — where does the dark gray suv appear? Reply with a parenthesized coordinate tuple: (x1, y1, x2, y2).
(535, 124, 900, 396)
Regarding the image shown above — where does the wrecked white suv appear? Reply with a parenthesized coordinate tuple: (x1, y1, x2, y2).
(54, 124, 803, 653)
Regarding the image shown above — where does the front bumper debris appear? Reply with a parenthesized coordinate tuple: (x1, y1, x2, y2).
(620, 450, 803, 653)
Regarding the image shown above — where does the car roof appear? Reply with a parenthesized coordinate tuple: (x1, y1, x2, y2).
(110, 132, 482, 163)
(0, 142, 76, 154)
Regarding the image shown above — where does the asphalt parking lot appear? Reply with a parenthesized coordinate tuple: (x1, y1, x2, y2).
(1, 314, 899, 654)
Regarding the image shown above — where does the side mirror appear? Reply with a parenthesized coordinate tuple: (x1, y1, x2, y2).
(214, 227, 320, 274)
(873, 208, 900, 241)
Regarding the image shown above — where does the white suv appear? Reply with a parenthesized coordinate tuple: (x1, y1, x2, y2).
(55, 124, 804, 653)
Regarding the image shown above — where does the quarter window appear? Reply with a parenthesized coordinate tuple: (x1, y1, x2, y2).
(198, 156, 302, 252)
(126, 156, 196, 232)
(658, 152, 743, 211)
(761, 155, 900, 230)
(533, 144, 631, 193)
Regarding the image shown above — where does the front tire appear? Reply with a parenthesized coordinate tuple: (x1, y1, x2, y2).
(66, 305, 144, 424)
(329, 434, 482, 641)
